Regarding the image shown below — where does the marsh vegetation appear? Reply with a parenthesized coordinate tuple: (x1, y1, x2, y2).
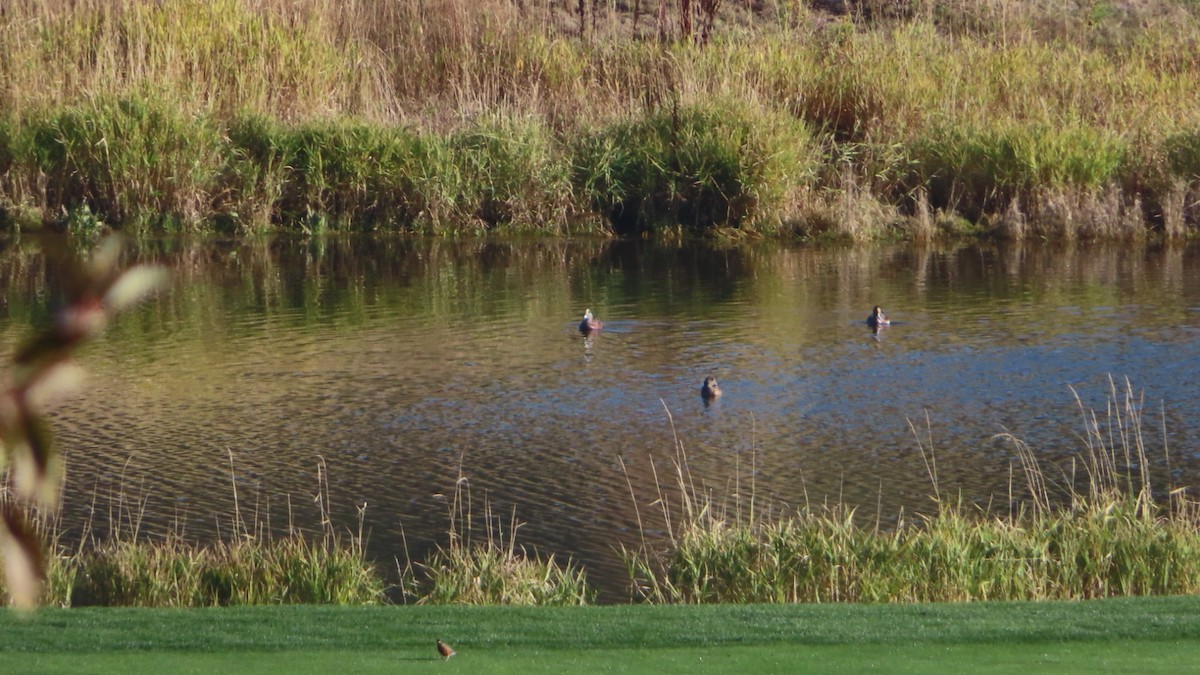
(1, 1, 1200, 237)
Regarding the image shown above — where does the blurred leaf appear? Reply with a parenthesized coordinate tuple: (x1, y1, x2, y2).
(103, 266, 168, 313)
(12, 331, 74, 369)
(87, 236, 123, 283)
(55, 303, 109, 342)
(0, 392, 32, 462)
(24, 361, 86, 411)
(0, 503, 46, 610)
(10, 415, 62, 511)
(14, 305, 108, 371)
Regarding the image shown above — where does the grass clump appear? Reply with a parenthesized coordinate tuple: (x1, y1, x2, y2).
(1159, 129, 1200, 234)
(906, 122, 1137, 239)
(219, 115, 580, 234)
(65, 533, 384, 607)
(448, 117, 578, 233)
(234, 119, 418, 233)
(911, 123, 1130, 231)
(26, 96, 221, 232)
(216, 113, 292, 233)
(1165, 129, 1200, 181)
(410, 471, 592, 606)
(625, 378, 1200, 603)
(574, 102, 815, 235)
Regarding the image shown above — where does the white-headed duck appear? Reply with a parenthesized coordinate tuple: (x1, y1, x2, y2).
(579, 308, 602, 333)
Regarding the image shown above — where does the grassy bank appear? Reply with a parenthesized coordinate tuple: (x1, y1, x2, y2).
(1, 598, 1200, 673)
(2, 0, 1200, 237)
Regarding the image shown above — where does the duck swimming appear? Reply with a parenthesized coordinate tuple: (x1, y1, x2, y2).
(579, 308, 602, 333)
(866, 306, 890, 329)
(700, 376, 722, 399)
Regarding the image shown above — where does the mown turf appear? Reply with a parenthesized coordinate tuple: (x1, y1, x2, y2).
(0, 597, 1198, 673)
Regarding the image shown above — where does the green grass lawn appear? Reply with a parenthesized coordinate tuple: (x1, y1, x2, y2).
(1, 597, 1198, 673)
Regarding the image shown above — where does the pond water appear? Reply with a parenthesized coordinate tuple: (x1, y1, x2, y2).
(2, 235, 1199, 602)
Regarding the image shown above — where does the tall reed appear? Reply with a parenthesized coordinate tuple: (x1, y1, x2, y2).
(27, 98, 222, 233)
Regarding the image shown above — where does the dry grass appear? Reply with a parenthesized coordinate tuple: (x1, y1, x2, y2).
(4, 1, 1200, 235)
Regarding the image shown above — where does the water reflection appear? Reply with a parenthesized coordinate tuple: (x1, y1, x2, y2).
(1, 235, 1199, 602)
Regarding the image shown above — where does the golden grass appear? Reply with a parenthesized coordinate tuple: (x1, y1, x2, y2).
(4, 1, 1200, 235)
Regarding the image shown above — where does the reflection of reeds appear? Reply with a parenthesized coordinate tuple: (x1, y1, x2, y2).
(407, 463, 592, 606)
(624, 379, 1200, 603)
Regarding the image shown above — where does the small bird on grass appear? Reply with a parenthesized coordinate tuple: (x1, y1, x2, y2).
(436, 639, 456, 659)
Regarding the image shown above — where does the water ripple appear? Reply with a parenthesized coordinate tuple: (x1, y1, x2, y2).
(7, 237, 1197, 601)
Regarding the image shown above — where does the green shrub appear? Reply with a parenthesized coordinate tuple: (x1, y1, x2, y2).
(912, 123, 1127, 221)
(27, 96, 220, 231)
(574, 103, 814, 234)
(1165, 130, 1200, 179)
